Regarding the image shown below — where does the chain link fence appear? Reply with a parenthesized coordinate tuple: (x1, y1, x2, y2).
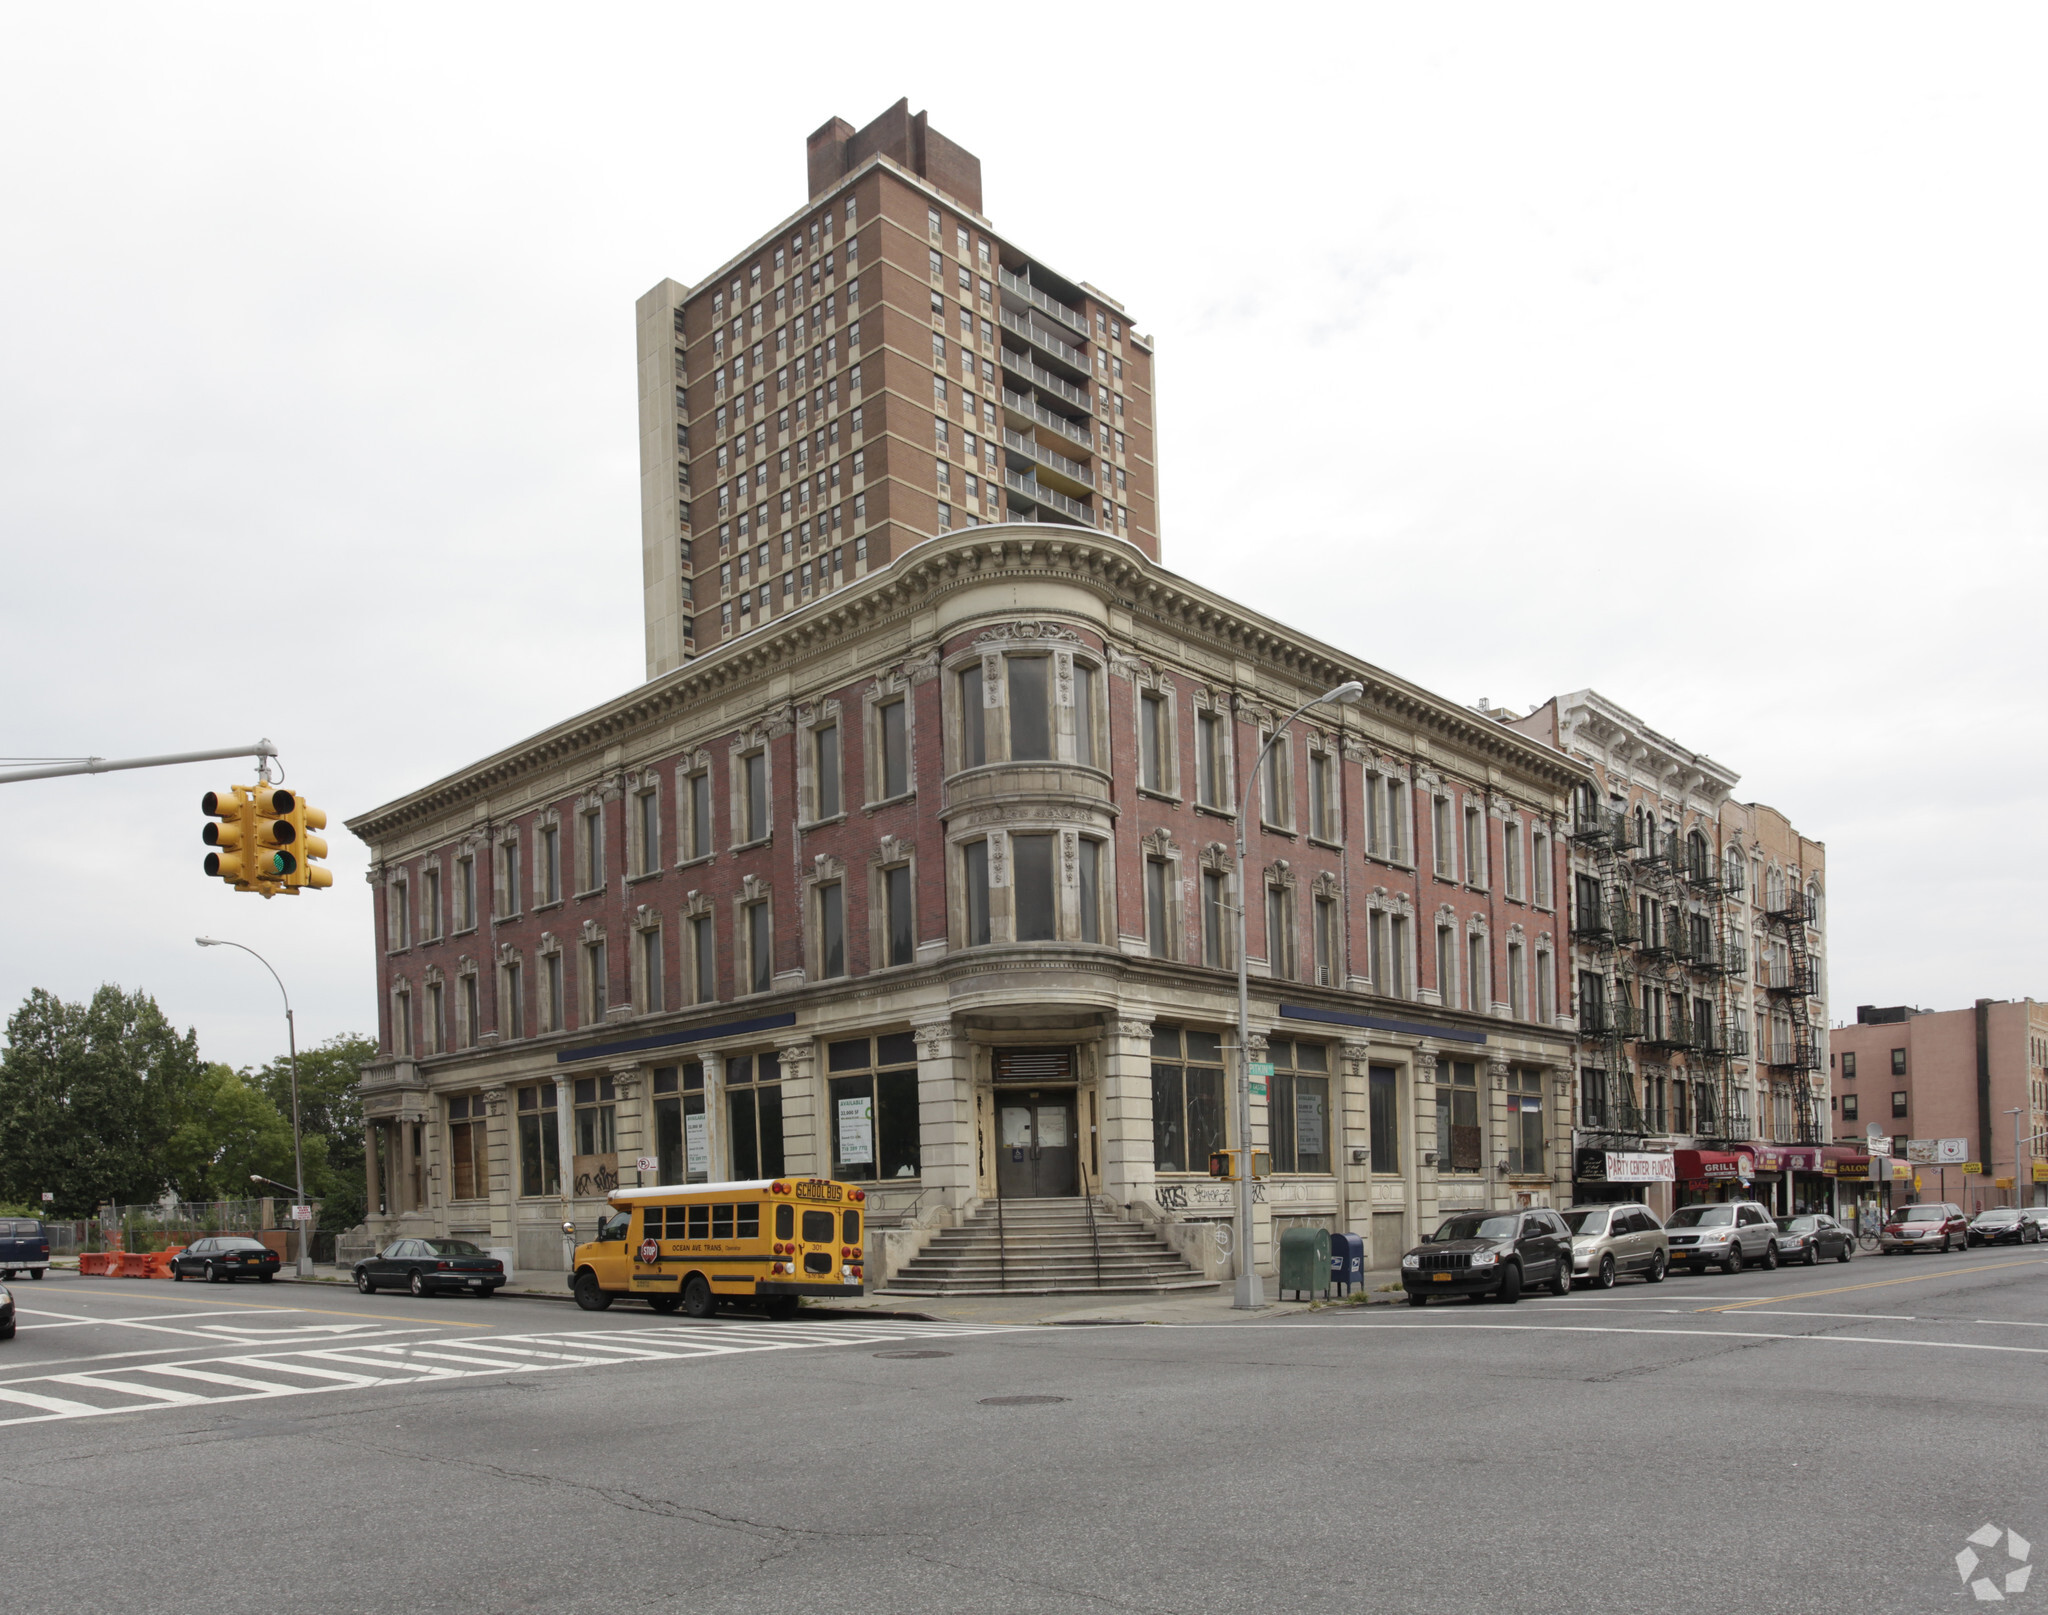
(55, 1199, 332, 1263)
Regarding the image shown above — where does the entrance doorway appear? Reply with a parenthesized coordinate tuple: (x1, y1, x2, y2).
(997, 1093, 1078, 1198)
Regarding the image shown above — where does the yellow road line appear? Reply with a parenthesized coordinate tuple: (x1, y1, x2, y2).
(1698, 1256, 2046, 1312)
(57, 1281, 494, 1329)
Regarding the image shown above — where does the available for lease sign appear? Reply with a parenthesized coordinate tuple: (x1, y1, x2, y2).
(1605, 1151, 1675, 1182)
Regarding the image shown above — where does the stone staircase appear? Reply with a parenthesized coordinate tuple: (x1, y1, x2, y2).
(883, 1196, 1218, 1296)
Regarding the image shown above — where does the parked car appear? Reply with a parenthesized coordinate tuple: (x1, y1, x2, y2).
(354, 1239, 505, 1297)
(1663, 1201, 1780, 1272)
(2020, 1208, 2048, 1239)
(1561, 1202, 1668, 1288)
(1967, 1208, 2040, 1247)
(1778, 1213, 1855, 1265)
(1880, 1203, 1969, 1254)
(1401, 1208, 1575, 1305)
(169, 1236, 282, 1283)
(0, 1218, 49, 1280)
(0, 1281, 15, 1341)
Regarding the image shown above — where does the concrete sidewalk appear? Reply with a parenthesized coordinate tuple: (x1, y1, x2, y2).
(268, 1264, 1408, 1324)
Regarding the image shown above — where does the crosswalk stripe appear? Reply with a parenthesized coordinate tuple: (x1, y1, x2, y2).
(146, 1364, 317, 1394)
(0, 1385, 105, 1416)
(216, 1357, 396, 1387)
(48, 1374, 211, 1405)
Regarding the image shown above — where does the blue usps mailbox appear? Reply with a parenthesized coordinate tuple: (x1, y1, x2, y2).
(1329, 1231, 1365, 1295)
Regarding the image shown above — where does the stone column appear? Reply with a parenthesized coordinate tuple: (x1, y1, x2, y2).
(1338, 1040, 1373, 1239)
(777, 1039, 820, 1178)
(481, 1084, 513, 1264)
(1548, 1063, 1574, 1203)
(554, 1075, 576, 1268)
(365, 1120, 384, 1220)
(609, 1063, 643, 1191)
(1246, 1031, 1274, 1279)
(913, 1018, 975, 1211)
(1098, 1017, 1155, 1209)
(1412, 1048, 1439, 1248)
(1488, 1056, 1512, 1209)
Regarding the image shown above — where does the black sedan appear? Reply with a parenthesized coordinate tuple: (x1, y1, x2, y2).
(354, 1239, 505, 1297)
(1, 1281, 15, 1341)
(1778, 1214, 1855, 1264)
(1968, 1209, 2041, 1247)
(170, 1236, 281, 1283)
(1400, 1208, 1576, 1305)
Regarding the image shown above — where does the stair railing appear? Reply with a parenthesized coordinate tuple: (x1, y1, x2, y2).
(1076, 1157, 1104, 1290)
(995, 1171, 1008, 1292)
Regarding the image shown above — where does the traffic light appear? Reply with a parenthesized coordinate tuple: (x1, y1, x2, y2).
(201, 787, 252, 884)
(201, 785, 323, 897)
(285, 797, 331, 889)
(251, 787, 299, 885)
(1208, 1151, 1233, 1180)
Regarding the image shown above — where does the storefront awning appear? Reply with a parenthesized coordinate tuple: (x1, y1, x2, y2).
(1674, 1149, 1751, 1182)
(1820, 1147, 1870, 1179)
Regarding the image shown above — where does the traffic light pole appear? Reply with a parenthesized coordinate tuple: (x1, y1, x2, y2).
(196, 937, 312, 1276)
(0, 739, 276, 785)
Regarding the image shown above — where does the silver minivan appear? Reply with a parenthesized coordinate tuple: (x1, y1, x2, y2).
(1562, 1203, 1669, 1288)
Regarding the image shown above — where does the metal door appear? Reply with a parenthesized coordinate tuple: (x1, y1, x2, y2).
(997, 1096, 1078, 1197)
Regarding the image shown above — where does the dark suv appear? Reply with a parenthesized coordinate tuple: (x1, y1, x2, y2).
(0, 1219, 50, 1281)
(1402, 1209, 1575, 1306)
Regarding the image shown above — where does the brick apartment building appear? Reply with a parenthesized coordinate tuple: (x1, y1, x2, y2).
(637, 100, 1159, 679)
(1504, 692, 1830, 1218)
(1832, 1000, 2048, 1212)
(345, 525, 1586, 1285)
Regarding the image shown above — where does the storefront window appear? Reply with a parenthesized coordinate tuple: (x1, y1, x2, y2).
(726, 1052, 784, 1179)
(1437, 1061, 1481, 1171)
(1150, 1027, 1226, 1173)
(651, 1063, 707, 1185)
(1508, 1068, 1545, 1175)
(447, 1095, 489, 1201)
(516, 1084, 559, 1197)
(826, 1033, 921, 1181)
(1369, 1065, 1400, 1173)
(1267, 1040, 1330, 1173)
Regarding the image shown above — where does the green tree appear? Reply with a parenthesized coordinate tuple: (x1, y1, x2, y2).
(163, 1062, 298, 1201)
(0, 985, 206, 1216)
(253, 1033, 374, 1231)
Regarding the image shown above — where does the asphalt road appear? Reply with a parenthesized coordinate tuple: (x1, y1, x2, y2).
(8, 1247, 2048, 1615)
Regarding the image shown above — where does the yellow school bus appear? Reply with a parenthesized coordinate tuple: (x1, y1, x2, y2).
(569, 1177, 867, 1319)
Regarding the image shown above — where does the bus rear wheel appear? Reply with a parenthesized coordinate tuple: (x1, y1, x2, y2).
(681, 1275, 716, 1319)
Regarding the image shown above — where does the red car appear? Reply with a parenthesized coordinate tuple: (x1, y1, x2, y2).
(1879, 1202, 1969, 1254)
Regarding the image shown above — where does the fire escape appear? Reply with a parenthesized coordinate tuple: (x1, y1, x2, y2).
(1569, 805, 1645, 1136)
(1763, 885, 1824, 1143)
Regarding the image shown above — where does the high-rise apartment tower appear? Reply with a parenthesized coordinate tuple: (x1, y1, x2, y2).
(636, 99, 1160, 679)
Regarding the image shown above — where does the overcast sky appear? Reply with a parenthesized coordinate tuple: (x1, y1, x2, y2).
(2, 6, 2042, 1071)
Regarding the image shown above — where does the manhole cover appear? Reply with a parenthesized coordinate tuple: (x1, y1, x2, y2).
(978, 1394, 1068, 1406)
(873, 1350, 952, 1359)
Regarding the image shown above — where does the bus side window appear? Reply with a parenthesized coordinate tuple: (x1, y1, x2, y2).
(738, 1205, 760, 1238)
(688, 1205, 709, 1240)
(713, 1204, 735, 1240)
(842, 1209, 860, 1245)
(664, 1207, 687, 1239)
(775, 1204, 794, 1240)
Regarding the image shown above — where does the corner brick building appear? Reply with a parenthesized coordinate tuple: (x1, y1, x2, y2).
(638, 100, 1160, 680)
(344, 106, 1592, 1293)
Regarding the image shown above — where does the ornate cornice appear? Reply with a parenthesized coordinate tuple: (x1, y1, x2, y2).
(347, 525, 1588, 844)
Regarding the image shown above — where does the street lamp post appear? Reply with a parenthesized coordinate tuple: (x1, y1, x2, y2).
(1232, 679, 1365, 1311)
(197, 936, 311, 1276)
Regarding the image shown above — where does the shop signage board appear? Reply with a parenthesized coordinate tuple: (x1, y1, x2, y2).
(1605, 1151, 1674, 1183)
(1963, 1162, 1983, 1175)
(1938, 1138, 1969, 1163)
(837, 1097, 875, 1166)
(2034, 1162, 2048, 1183)
(1906, 1139, 1937, 1163)
(1868, 1137, 1892, 1157)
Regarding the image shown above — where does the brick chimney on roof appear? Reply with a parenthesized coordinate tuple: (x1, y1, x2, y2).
(806, 98, 983, 213)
